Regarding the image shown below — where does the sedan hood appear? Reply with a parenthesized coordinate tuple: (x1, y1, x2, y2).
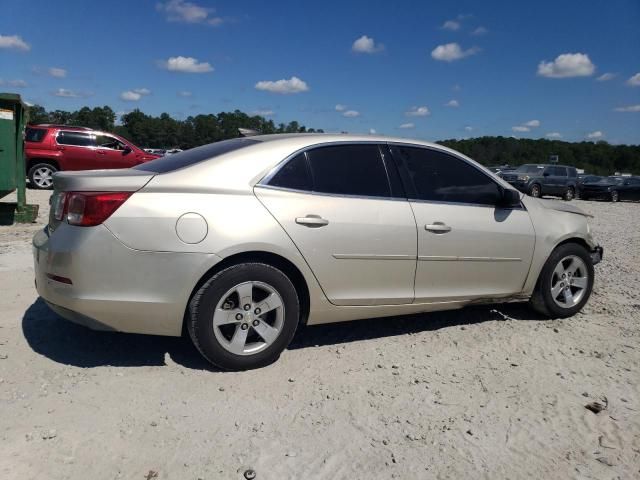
(533, 198, 593, 218)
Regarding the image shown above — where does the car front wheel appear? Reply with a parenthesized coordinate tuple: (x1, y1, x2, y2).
(610, 190, 619, 202)
(28, 163, 57, 189)
(187, 262, 300, 370)
(563, 187, 574, 201)
(530, 243, 594, 318)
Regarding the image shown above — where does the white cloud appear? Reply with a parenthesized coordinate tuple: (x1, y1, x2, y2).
(177, 90, 192, 97)
(596, 72, 616, 82)
(471, 26, 488, 36)
(627, 73, 640, 87)
(352, 35, 384, 54)
(445, 99, 459, 108)
(0, 34, 30, 51)
(48, 67, 66, 78)
(335, 104, 347, 112)
(120, 88, 151, 101)
(464, 126, 473, 131)
(405, 106, 430, 116)
(53, 88, 79, 98)
(587, 130, 603, 139)
(431, 43, 479, 62)
(512, 126, 530, 132)
(160, 56, 213, 73)
(524, 119, 540, 127)
(614, 104, 640, 112)
(452, 84, 461, 91)
(255, 76, 309, 94)
(156, 0, 223, 26)
(546, 132, 562, 138)
(399, 123, 415, 129)
(537, 53, 595, 78)
(343, 110, 360, 118)
(0, 78, 27, 88)
(251, 109, 274, 116)
(369, 128, 376, 134)
(442, 20, 460, 31)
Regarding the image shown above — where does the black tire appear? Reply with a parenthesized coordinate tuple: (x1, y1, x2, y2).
(188, 262, 300, 370)
(530, 243, 594, 318)
(529, 183, 541, 198)
(28, 162, 57, 190)
(610, 190, 619, 202)
(563, 187, 575, 201)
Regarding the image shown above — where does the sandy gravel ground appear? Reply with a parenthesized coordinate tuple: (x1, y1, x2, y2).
(1, 189, 639, 480)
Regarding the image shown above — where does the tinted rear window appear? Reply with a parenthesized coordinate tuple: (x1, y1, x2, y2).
(25, 128, 46, 143)
(134, 138, 259, 173)
(57, 131, 94, 146)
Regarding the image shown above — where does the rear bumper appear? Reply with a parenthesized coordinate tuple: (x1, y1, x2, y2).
(590, 246, 603, 265)
(33, 224, 221, 336)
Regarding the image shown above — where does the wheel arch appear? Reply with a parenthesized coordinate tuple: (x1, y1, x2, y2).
(182, 250, 311, 335)
(27, 157, 60, 172)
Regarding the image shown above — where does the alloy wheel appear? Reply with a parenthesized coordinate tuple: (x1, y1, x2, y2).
(550, 255, 588, 309)
(33, 167, 54, 188)
(530, 185, 541, 197)
(610, 190, 619, 202)
(212, 281, 285, 356)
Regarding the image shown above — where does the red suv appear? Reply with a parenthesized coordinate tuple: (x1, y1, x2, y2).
(24, 124, 161, 189)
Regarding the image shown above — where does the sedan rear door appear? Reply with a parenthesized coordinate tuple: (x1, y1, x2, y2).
(255, 143, 417, 306)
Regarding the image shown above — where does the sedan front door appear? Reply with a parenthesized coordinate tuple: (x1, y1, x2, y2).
(389, 145, 535, 302)
(255, 144, 417, 306)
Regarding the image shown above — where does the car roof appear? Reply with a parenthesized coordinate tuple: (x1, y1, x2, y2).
(250, 132, 442, 148)
(29, 124, 92, 131)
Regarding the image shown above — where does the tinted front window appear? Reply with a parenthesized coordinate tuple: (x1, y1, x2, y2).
(25, 128, 46, 143)
(392, 146, 501, 205)
(268, 153, 311, 191)
(305, 144, 390, 197)
(568, 168, 577, 178)
(554, 166, 568, 176)
(57, 131, 94, 147)
(95, 134, 127, 150)
(134, 138, 259, 173)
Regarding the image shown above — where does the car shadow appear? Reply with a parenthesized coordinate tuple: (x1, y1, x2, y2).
(22, 297, 547, 370)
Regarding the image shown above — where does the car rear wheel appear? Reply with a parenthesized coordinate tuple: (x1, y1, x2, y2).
(563, 187, 575, 201)
(188, 262, 300, 370)
(530, 243, 594, 318)
(610, 190, 619, 202)
(529, 183, 541, 198)
(28, 163, 57, 190)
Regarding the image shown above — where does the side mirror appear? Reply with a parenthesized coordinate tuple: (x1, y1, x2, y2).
(122, 145, 132, 154)
(499, 189, 521, 208)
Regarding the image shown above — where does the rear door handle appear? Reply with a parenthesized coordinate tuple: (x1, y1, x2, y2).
(425, 222, 451, 233)
(295, 215, 329, 227)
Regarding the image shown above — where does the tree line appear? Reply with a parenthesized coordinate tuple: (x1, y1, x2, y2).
(27, 105, 639, 175)
(438, 137, 640, 176)
(26, 105, 323, 149)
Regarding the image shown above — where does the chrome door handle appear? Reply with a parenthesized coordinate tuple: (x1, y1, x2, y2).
(295, 215, 329, 227)
(425, 222, 451, 233)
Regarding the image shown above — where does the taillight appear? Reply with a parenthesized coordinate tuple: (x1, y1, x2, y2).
(61, 192, 132, 227)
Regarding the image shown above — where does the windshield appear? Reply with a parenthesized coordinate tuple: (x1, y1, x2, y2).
(134, 138, 259, 173)
(515, 165, 544, 173)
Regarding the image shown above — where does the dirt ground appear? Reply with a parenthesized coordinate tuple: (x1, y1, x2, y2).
(1, 189, 639, 480)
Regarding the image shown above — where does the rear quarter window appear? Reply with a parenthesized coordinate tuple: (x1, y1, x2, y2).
(25, 128, 47, 143)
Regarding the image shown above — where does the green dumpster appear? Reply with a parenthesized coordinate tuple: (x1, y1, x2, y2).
(0, 92, 38, 223)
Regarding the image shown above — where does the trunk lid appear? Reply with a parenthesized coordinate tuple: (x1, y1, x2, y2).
(49, 169, 155, 231)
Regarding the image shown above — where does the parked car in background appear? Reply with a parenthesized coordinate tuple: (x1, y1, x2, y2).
(33, 134, 602, 370)
(165, 148, 183, 155)
(579, 176, 640, 202)
(144, 148, 167, 156)
(576, 174, 602, 199)
(500, 164, 578, 200)
(488, 164, 513, 175)
(25, 124, 161, 189)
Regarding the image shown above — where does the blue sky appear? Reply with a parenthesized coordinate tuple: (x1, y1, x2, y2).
(1, 0, 639, 143)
